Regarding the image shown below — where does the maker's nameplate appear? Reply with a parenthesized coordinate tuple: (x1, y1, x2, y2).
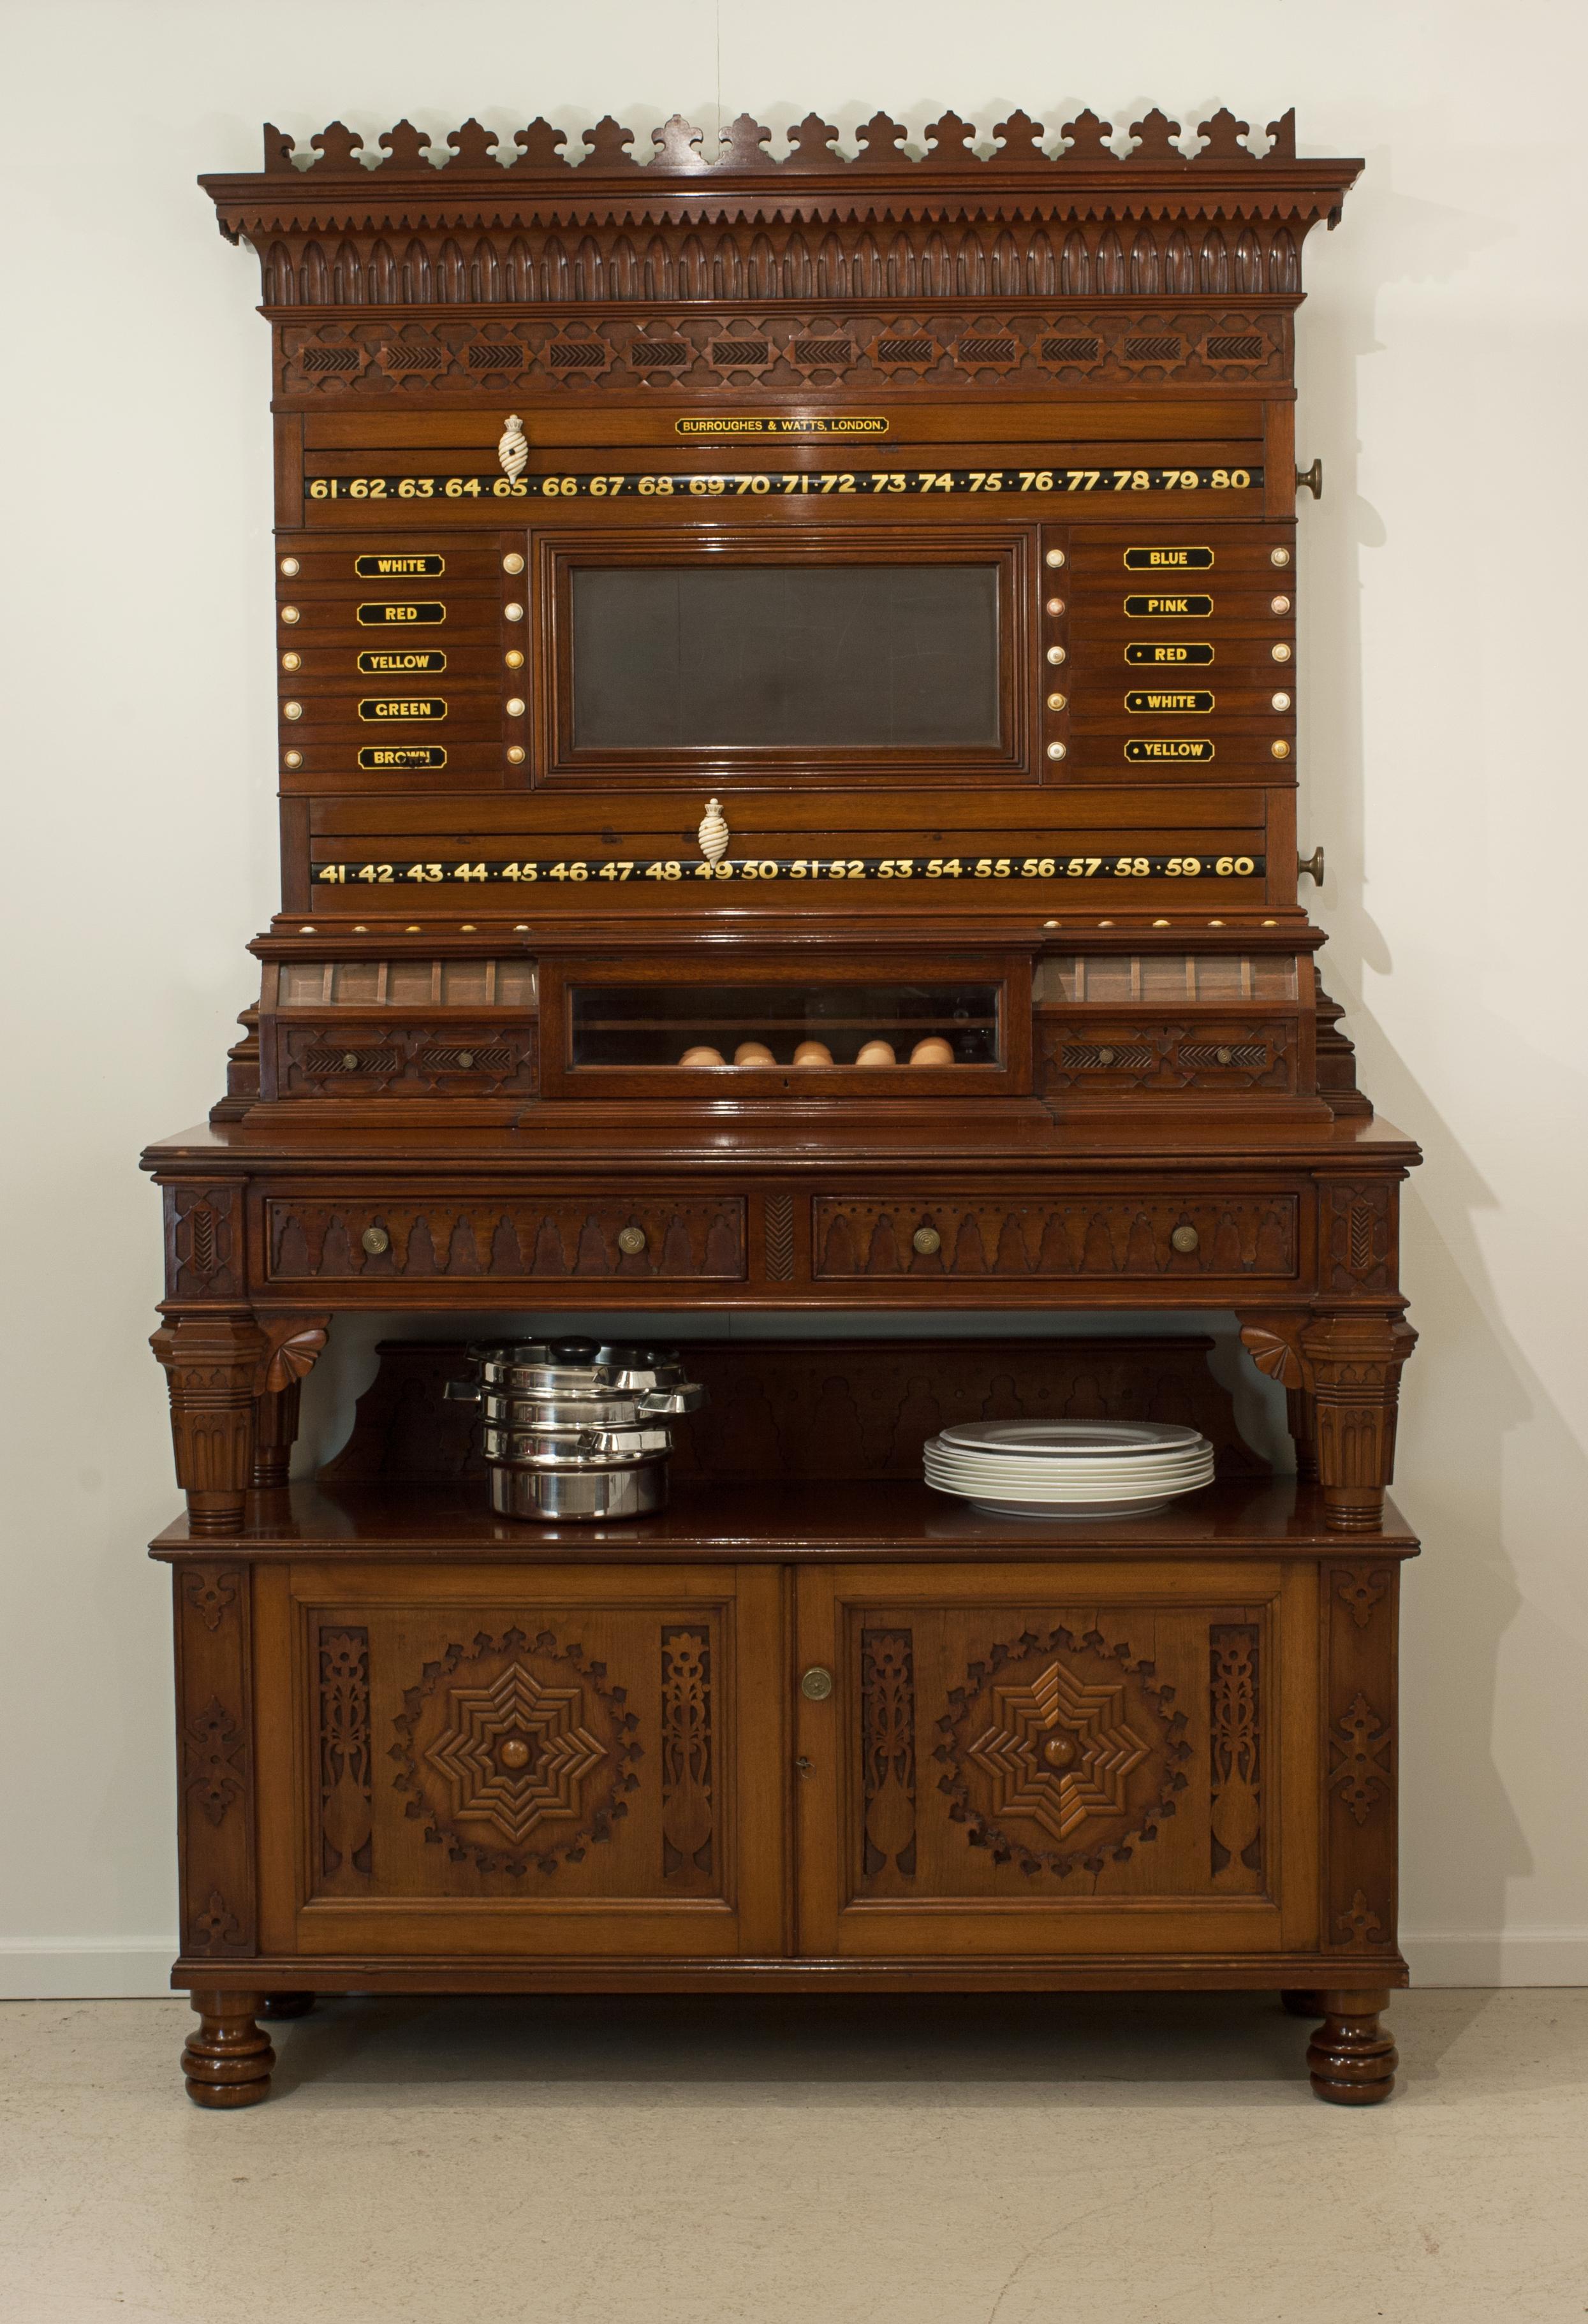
(357, 745, 448, 769)
(355, 552, 445, 576)
(307, 466, 1261, 504)
(357, 601, 446, 625)
(675, 416, 888, 436)
(358, 649, 446, 673)
(315, 851, 1263, 888)
(1124, 739, 1216, 763)
(1124, 546, 1214, 569)
(357, 697, 447, 722)
(1126, 642, 1215, 665)
(1126, 690, 1215, 713)
(1125, 594, 1214, 617)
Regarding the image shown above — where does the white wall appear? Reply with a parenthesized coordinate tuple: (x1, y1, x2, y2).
(2, 0, 1584, 1993)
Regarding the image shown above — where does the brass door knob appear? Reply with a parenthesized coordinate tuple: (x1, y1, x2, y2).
(800, 1667, 834, 1702)
(1300, 845, 1326, 884)
(1296, 457, 1323, 500)
(911, 1226, 941, 1256)
(1170, 1224, 1200, 1255)
(617, 1225, 648, 1255)
(361, 1226, 390, 1255)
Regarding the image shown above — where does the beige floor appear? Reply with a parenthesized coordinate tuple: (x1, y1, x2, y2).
(1, 1990, 1584, 2324)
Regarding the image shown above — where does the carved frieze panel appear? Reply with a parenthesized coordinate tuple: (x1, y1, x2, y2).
(1037, 1019, 1298, 1095)
(277, 305, 1291, 395)
(1209, 1625, 1261, 1892)
(814, 1195, 1298, 1280)
(276, 1023, 537, 1099)
(266, 1197, 745, 1281)
(660, 1627, 714, 1885)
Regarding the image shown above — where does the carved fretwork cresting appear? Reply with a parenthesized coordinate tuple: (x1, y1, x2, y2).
(660, 1627, 714, 1883)
(318, 1626, 372, 1887)
(1209, 1625, 1261, 1892)
(861, 1629, 917, 1878)
(205, 108, 1358, 322)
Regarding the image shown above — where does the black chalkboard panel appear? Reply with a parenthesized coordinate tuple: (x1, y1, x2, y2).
(571, 563, 1000, 747)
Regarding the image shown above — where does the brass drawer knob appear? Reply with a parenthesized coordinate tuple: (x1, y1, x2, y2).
(361, 1225, 390, 1256)
(617, 1225, 648, 1256)
(800, 1667, 834, 1702)
(457, 1050, 475, 1069)
(912, 1226, 941, 1256)
(341, 1051, 361, 1069)
(1096, 1045, 1117, 1065)
(1170, 1224, 1200, 1255)
(1215, 1046, 1233, 1066)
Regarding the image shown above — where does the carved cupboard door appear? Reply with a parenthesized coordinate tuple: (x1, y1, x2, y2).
(795, 1561, 1319, 1961)
(254, 1562, 784, 1961)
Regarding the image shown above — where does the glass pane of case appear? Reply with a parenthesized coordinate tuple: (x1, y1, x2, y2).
(571, 564, 1001, 749)
(569, 981, 1002, 1069)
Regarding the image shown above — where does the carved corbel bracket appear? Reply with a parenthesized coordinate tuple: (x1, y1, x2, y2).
(151, 1311, 329, 1528)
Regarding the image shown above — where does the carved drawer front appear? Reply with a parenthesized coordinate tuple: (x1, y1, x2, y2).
(274, 1022, 538, 1099)
(265, 1195, 746, 1282)
(1036, 1018, 1298, 1095)
(260, 1567, 784, 1961)
(796, 1565, 1312, 1962)
(812, 1194, 1298, 1280)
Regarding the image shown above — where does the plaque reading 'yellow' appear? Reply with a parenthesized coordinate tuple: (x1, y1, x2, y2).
(1124, 738, 1216, 762)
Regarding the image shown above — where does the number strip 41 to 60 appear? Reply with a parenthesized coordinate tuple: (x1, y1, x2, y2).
(314, 852, 1265, 886)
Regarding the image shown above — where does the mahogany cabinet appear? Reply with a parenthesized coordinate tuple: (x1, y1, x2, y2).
(149, 104, 1417, 2108)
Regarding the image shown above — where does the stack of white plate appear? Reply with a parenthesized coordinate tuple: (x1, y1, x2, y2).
(923, 1421, 1215, 1519)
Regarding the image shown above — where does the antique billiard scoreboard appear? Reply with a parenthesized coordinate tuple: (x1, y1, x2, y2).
(147, 106, 1418, 2107)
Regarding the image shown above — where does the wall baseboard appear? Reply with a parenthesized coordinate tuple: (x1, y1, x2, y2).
(0, 1943, 177, 1999)
(1402, 1930, 1588, 1986)
(3, 1933, 1585, 1999)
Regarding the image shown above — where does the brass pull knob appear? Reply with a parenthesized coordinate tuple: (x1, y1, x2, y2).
(1296, 458, 1323, 500)
(1300, 845, 1325, 884)
(1170, 1224, 1200, 1255)
(342, 1051, 360, 1070)
(912, 1226, 941, 1256)
(800, 1667, 834, 1702)
(617, 1225, 648, 1256)
(457, 1051, 475, 1069)
(1215, 1046, 1233, 1067)
(1096, 1045, 1117, 1065)
(361, 1226, 390, 1255)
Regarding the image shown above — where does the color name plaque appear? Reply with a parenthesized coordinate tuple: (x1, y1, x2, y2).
(356, 602, 446, 625)
(1125, 642, 1216, 665)
(357, 650, 446, 673)
(354, 553, 445, 576)
(1126, 690, 1216, 713)
(1125, 594, 1214, 617)
(1123, 546, 1214, 569)
(357, 697, 447, 721)
(1123, 738, 1216, 762)
(356, 744, 448, 769)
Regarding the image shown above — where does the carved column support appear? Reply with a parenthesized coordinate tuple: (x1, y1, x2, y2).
(251, 1376, 302, 1489)
(182, 1991, 274, 2108)
(151, 1312, 328, 1530)
(1300, 1312, 1418, 1533)
(1307, 1989, 1396, 2105)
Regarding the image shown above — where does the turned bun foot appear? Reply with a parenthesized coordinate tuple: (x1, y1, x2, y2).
(182, 1991, 274, 2107)
(260, 1991, 315, 2020)
(1307, 1989, 1396, 2105)
(1280, 1989, 1326, 2018)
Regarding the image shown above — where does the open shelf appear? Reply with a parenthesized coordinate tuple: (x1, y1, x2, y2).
(150, 1474, 1418, 1560)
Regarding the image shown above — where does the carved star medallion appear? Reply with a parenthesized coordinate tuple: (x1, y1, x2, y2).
(967, 1658, 1151, 1841)
(423, 1662, 608, 1846)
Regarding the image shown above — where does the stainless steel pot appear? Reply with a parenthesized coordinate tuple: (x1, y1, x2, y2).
(446, 1337, 705, 1523)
